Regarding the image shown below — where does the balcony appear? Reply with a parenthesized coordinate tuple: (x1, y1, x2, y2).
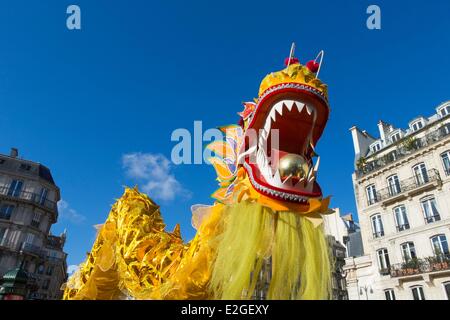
(425, 214, 441, 224)
(379, 268, 391, 276)
(356, 123, 450, 177)
(372, 231, 384, 239)
(390, 254, 450, 278)
(0, 186, 57, 212)
(373, 169, 441, 206)
(396, 224, 410, 232)
(21, 242, 45, 258)
(46, 256, 64, 264)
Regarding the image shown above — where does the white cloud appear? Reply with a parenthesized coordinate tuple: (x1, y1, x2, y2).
(67, 264, 79, 275)
(57, 200, 86, 224)
(122, 152, 191, 201)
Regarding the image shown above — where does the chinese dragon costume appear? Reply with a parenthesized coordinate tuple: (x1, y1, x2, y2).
(63, 44, 334, 300)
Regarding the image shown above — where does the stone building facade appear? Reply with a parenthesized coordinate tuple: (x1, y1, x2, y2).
(344, 101, 450, 300)
(0, 148, 67, 300)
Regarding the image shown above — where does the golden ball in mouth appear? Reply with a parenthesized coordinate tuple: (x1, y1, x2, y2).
(278, 154, 310, 180)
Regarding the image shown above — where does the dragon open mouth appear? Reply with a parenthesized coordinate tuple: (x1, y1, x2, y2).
(242, 83, 329, 203)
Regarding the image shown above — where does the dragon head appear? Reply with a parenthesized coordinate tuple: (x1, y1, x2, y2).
(208, 45, 330, 209)
(238, 50, 330, 204)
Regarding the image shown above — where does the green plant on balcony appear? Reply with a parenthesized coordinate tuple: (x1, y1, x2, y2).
(356, 156, 367, 171)
(381, 153, 393, 165)
(401, 136, 418, 152)
(401, 258, 420, 275)
(429, 248, 450, 271)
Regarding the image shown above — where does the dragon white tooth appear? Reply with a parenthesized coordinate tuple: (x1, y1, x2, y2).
(296, 102, 305, 113)
(275, 102, 284, 116)
(294, 177, 305, 188)
(264, 119, 271, 132)
(288, 176, 296, 187)
(306, 105, 313, 115)
(270, 109, 277, 122)
(282, 174, 293, 185)
(273, 170, 282, 185)
(286, 100, 295, 111)
(313, 156, 320, 173)
(262, 128, 269, 140)
(307, 167, 314, 181)
(305, 177, 315, 192)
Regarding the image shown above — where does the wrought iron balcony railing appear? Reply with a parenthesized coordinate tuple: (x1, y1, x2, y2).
(396, 224, 410, 232)
(379, 268, 391, 276)
(367, 169, 441, 206)
(21, 242, 45, 258)
(424, 214, 441, 224)
(46, 256, 64, 264)
(356, 123, 450, 177)
(372, 231, 384, 239)
(389, 254, 450, 278)
(0, 185, 57, 212)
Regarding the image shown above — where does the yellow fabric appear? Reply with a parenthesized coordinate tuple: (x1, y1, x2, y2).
(209, 201, 331, 300)
(258, 63, 328, 99)
(63, 180, 332, 300)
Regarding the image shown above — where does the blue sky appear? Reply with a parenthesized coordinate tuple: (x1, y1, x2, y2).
(0, 1, 449, 268)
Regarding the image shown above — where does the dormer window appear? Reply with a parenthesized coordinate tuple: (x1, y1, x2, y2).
(437, 104, 450, 117)
(411, 119, 424, 132)
(370, 142, 381, 153)
(390, 131, 401, 143)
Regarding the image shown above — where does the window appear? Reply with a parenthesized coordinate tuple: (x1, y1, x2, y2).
(31, 211, 41, 228)
(387, 174, 401, 196)
(36, 264, 44, 274)
(411, 120, 424, 132)
(384, 289, 396, 300)
(371, 214, 384, 238)
(0, 204, 14, 220)
(401, 242, 417, 262)
(411, 286, 426, 300)
(443, 123, 450, 135)
(7, 180, 23, 197)
(393, 205, 410, 231)
(444, 282, 450, 300)
(38, 188, 48, 206)
(431, 235, 449, 255)
(42, 279, 50, 290)
(421, 197, 441, 223)
(390, 132, 401, 143)
(413, 163, 429, 185)
(0, 227, 6, 244)
(25, 233, 35, 244)
(377, 248, 390, 272)
(19, 163, 31, 171)
(370, 142, 381, 153)
(366, 184, 378, 205)
(438, 105, 450, 117)
(441, 151, 450, 176)
(46, 265, 54, 276)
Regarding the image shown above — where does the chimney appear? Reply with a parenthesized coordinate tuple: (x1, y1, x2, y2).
(10, 148, 19, 158)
